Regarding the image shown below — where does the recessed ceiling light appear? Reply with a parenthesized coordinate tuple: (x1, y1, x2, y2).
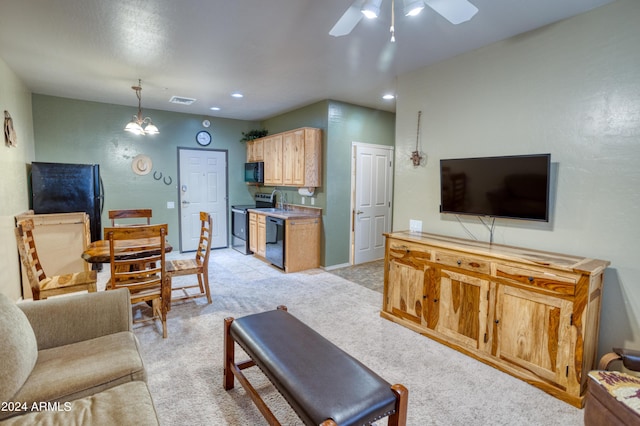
(231, 92, 243, 98)
(210, 107, 221, 111)
(382, 94, 395, 100)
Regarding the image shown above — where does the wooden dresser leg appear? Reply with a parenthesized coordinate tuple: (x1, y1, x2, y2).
(388, 384, 409, 426)
(223, 317, 235, 390)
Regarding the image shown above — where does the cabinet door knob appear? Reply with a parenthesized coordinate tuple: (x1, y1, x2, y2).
(495, 319, 500, 324)
(433, 298, 439, 303)
(457, 260, 462, 265)
(528, 276, 534, 282)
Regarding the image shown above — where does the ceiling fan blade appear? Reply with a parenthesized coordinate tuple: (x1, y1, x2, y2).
(329, 0, 366, 37)
(424, 0, 478, 24)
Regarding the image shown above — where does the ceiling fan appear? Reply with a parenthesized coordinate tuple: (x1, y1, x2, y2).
(330, 0, 478, 40)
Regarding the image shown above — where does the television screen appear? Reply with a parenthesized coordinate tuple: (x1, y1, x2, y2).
(440, 154, 551, 221)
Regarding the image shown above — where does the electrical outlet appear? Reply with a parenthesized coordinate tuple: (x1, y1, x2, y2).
(301, 197, 305, 205)
(409, 219, 422, 233)
(311, 197, 315, 206)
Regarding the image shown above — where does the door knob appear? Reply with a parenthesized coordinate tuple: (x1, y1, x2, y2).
(356, 210, 364, 215)
(182, 200, 190, 205)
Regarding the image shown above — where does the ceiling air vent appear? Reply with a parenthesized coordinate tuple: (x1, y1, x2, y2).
(169, 96, 196, 105)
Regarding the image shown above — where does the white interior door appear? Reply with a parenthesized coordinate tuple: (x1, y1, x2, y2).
(352, 143, 393, 264)
(178, 148, 228, 251)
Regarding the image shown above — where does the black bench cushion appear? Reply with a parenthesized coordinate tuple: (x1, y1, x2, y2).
(230, 309, 397, 426)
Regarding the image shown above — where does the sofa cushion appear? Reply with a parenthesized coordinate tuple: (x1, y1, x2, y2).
(0, 292, 38, 402)
(0, 381, 159, 426)
(5, 331, 146, 418)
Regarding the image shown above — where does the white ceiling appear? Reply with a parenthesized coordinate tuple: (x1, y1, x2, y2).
(0, 0, 614, 121)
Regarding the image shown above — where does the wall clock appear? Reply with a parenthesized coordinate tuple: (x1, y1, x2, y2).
(196, 130, 211, 146)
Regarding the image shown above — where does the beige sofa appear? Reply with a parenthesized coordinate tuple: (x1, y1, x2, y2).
(0, 288, 159, 425)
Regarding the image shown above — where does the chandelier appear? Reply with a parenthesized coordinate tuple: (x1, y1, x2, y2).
(124, 79, 159, 135)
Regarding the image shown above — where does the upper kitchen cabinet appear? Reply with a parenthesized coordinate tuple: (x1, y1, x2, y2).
(246, 138, 264, 162)
(250, 127, 322, 188)
(263, 134, 283, 186)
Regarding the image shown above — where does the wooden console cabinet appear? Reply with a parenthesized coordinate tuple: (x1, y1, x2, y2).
(382, 231, 609, 408)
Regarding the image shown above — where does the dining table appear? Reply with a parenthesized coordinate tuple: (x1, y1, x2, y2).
(82, 237, 173, 264)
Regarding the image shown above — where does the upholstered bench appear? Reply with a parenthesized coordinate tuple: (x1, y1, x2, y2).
(223, 306, 408, 426)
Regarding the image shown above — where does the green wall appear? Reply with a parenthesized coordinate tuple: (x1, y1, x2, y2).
(32, 94, 259, 249)
(324, 101, 395, 266)
(0, 57, 35, 300)
(262, 100, 395, 267)
(31, 95, 395, 267)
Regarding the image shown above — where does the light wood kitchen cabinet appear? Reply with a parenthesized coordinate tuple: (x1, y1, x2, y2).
(249, 212, 266, 257)
(284, 217, 321, 273)
(256, 214, 266, 257)
(248, 127, 322, 188)
(382, 231, 609, 408)
(246, 139, 264, 162)
(282, 128, 322, 188)
(282, 130, 305, 186)
(263, 135, 283, 186)
(249, 213, 258, 254)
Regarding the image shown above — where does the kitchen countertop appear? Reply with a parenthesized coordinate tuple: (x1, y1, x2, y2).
(247, 204, 321, 220)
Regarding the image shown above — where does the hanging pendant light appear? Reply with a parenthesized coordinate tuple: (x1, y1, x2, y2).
(124, 79, 159, 136)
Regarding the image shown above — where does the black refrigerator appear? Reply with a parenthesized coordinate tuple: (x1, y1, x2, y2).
(30, 162, 104, 242)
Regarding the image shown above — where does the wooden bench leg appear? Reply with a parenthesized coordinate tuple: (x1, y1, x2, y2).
(224, 315, 281, 425)
(223, 317, 235, 390)
(389, 384, 409, 426)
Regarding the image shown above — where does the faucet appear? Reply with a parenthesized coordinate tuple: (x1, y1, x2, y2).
(270, 189, 287, 210)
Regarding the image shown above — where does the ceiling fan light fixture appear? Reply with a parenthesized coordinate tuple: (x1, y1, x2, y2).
(361, 0, 382, 19)
(404, 0, 425, 16)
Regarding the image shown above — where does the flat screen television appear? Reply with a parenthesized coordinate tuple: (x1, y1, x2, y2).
(440, 154, 551, 222)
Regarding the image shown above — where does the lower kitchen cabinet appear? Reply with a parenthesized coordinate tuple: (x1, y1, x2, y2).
(249, 213, 257, 254)
(248, 213, 266, 257)
(285, 217, 321, 273)
(382, 231, 609, 408)
(249, 210, 321, 273)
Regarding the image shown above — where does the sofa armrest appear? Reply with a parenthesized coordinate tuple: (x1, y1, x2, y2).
(18, 289, 133, 350)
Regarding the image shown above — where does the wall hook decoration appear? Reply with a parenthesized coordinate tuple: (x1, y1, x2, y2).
(410, 110, 424, 166)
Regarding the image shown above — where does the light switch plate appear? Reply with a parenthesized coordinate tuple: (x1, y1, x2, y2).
(167, 201, 175, 209)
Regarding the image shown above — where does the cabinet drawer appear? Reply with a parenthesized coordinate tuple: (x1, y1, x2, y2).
(495, 264, 577, 295)
(388, 240, 432, 257)
(433, 250, 491, 275)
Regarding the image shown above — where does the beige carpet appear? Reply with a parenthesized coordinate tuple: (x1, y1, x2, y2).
(105, 249, 584, 425)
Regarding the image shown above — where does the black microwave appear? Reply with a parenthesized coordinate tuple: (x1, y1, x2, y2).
(244, 162, 264, 183)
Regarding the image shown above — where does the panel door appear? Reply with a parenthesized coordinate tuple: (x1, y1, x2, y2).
(249, 213, 257, 253)
(353, 144, 393, 264)
(264, 135, 282, 186)
(437, 269, 492, 352)
(282, 130, 305, 186)
(494, 285, 573, 388)
(384, 241, 436, 328)
(178, 148, 228, 251)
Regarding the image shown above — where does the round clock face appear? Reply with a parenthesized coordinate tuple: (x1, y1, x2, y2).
(196, 130, 211, 146)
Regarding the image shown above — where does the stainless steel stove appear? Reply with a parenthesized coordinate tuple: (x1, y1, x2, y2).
(231, 193, 274, 254)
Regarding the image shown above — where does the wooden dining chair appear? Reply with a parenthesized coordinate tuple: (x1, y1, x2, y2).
(166, 212, 213, 305)
(104, 224, 170, 338)
(108, 209, 152, 226)
(14, 219, 97, 300)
